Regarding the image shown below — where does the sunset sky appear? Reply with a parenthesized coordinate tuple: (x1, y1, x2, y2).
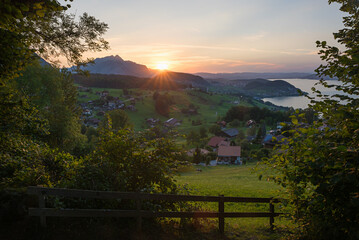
(67, 0, 345, 73)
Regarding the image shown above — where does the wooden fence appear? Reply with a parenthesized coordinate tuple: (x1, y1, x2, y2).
(27, 186, 281, 234)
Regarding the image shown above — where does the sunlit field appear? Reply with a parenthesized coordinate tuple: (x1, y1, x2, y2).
(175, 163, 290, 239)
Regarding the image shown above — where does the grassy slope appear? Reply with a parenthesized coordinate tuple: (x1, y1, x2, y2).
(78, 87, 258, 132)
(175, 164, 287, 239)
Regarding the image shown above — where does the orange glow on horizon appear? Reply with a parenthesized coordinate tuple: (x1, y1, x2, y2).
(155, 62, 169, 70)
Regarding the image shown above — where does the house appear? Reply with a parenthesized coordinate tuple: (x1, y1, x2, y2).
(83, 109, 92, 116)
(101, 90, 109, 97)
(217, 146, 241, 165)
(146, 118, 159, 127)
(220, 128, 239, 138)
(207, 136, 226, 148)
(164, 118, 182, 127)
(218, 140, 230, 147)
(246, 120, 256, 128)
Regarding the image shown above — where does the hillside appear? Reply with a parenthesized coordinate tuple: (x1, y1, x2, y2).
(208, 78, 302, 97)
(73, 71, 209, 90)
(152, 71, 210, 87)
(76, 87, 284, 133)
(73, 55, 155, 77)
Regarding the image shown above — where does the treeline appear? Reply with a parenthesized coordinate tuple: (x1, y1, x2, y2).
(224, 106, 292, 126)
(73, 73, 150, 89)
(73, 73, 191, 90)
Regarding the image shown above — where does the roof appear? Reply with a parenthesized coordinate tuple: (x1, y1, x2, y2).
(208, 136, 226, 147)
(218, 140, 230, 147)
(262, 134, 274, 143)
(217, 146, 241, 157)
(222, 128, 239, 137)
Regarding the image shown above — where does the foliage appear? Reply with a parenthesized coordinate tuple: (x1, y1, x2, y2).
(0, 136, 78, 188)
(0, 2, 109, 229)
(193, 147, 202, 164)
(186, 130, 200, 145)
(262, 1, 359, 239)
(209, 124, 222, 135)
(199, 127, 208, 139)
(229, 119, 240, 127)
(102, 109, 133, 130)
(72, 127, 183, 193)
(155, 93, 173, 117)
(14, 61, 86, 153)
(224, 106, 291, 126)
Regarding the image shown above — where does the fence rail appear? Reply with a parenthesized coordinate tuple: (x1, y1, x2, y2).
(27, 186, 282, 234)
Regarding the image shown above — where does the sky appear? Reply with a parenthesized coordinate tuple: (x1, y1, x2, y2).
(66, 0, 345, 73)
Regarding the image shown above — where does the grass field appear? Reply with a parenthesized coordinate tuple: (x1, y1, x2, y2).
(174, 163, 289, 239)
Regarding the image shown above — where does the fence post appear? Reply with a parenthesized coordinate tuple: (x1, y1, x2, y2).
(269, 201, 274, 231)
(218, 195, 224, 234)
(39, 193, 46, 228)
(136, 194, 142, 232)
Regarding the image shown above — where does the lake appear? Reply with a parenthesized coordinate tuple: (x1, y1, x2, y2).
(262, 79, 346, 109)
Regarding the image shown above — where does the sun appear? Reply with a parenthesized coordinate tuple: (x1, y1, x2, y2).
(155, 62, 169, 70)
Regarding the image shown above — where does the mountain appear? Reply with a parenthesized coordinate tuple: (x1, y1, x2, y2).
(74, 55, 155, 78)
(195, 72, 317, 80)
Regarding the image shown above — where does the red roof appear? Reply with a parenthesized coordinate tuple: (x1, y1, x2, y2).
(208, 136, 226, 147)
(217, 146, 241, 157)
(218, 140, 230, 147)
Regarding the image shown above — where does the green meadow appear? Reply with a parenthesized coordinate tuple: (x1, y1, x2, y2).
(175, 164, 289, 239)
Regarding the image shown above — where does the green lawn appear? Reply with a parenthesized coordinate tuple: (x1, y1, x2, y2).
(174, 163, 288, 239)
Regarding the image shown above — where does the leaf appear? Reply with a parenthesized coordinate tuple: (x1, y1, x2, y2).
(292, 118, 298, 125)
(36, 10, 45, 17)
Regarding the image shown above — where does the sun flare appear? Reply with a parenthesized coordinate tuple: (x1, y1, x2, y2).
(155, 62, 169, 70)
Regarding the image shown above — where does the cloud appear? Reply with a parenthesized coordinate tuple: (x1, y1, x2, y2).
(243, 32, 267, 41)
(280, 48, 318, 56)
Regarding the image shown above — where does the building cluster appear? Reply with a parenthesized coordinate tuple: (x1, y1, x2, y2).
(78, 87, 139, 128)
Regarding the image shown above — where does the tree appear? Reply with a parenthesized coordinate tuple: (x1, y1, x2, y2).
(186, 130, 200, 145)
(229, 119, 240, 127)
(209, 124, 222, 135)
(193, 146, 202, 164)
(262, 1, 359, 239)
(14, 61, 86, 153)
(199, 127, 208, 139)
(102, 109, 132, 130)
(155, 94, 171, 117)
(0, 1, 108, 189)
(72, 127, 182, 193)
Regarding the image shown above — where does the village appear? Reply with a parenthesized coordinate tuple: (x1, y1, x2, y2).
(77, 85, 290, 167)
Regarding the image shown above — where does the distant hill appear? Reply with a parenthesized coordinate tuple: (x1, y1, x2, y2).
(196, 72, 318, 80)
(208, 78, 303, 97)
(152, 71, 209, 87)
(73, 71, 209, 90)
(241, 79, 303, 97)
(72, 55, 155, 78)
